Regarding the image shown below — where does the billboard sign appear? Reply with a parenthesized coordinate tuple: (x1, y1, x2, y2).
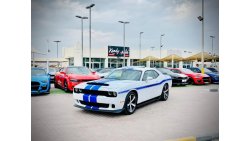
(108, 46, 129, 57)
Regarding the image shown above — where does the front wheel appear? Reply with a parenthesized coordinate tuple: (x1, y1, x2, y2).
(64, 80, 69, 92)
(124, 92, 137, 115)
(160, 83, 169, 101)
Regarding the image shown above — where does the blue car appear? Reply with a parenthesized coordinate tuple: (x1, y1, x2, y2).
(31, 68, 50, 94)
(188, 67, 219, 84)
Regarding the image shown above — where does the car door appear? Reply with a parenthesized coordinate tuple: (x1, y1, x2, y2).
(140, 70, 161, 102)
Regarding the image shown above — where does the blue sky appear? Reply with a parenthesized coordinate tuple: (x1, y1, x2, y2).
(32, 0, 219, 58)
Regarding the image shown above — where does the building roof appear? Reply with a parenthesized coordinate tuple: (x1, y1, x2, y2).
(159, 54, 184, 62)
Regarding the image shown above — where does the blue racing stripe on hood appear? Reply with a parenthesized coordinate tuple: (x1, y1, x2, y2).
(91, 79, 117, 84)
(91, 85, 102, 90)
(83, 94, 90, 102)
(84, 85, 93, 90)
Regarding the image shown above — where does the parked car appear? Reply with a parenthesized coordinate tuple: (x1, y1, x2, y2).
(206, 67, 219, 73)
(170, 68, 211, 85)
(73, 67, 172, 115)
(54, 66, 100, 92)
(188, 67, 219, 84)
(31, 68, 50, 94)
(48, 68, 58, 83)
(156, 68, 188, 86)
(96, 68, 114, 78)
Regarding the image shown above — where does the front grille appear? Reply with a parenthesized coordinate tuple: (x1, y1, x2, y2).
(79, 100, 109, 108)
(203, 77, 210, 83)
(31, 81, 40, 91)
(74, 89, 116, 97)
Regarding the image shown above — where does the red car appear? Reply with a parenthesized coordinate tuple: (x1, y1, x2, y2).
(170, 68, 211, 85)
(54, 66, 100, 92)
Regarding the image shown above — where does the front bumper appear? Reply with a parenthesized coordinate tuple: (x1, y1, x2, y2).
(73, 93, 126, 113)
(31, 81, 50, 94)
(172, 78, 188, 85)
(193, 77, 211, 85)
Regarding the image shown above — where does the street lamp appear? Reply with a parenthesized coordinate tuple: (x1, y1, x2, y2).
(209, 35, 215, 63)
(76, 15, 88, 66)
(160, 34, 165, 59)
(86, 3, 95, 69)
(139, 32, 144, 60)
(150, 46, 155, 68)
(197, 0, 204, 73)
(53, 40, 61, 58)
(118, 20, 130, 67)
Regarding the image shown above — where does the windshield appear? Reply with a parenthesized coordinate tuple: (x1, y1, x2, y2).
(106, 69, 142, 81)
(181, 68, 195, 73)
(204, 68, 212, 73)
(208, 68, 218, 72)
(157, 68, 173, 75)
(99, 69, 113, 73)
(67, 67, 91, 75)
(32, 69, 46, 76)
(49, 68, 57, 73)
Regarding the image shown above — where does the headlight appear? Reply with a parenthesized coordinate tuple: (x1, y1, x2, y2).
(74, 88, 79, 93)
(70, 79, 78, 82)
(108, 91, 117, 97)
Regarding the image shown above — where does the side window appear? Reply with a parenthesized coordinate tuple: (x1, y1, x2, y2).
(171, 69, 180, 74)
(151, 70, 159, 78)
(142, 70, 158, 81)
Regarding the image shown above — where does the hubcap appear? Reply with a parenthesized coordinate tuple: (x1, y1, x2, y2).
(163, 85, 169, 99)
(64, 81, 67, 91)
(127, 94, 136, 113)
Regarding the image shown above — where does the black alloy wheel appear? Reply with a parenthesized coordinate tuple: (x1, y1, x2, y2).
(124, 91, 137, 115)
(160, 83, 169, 101)
(64, 80, 69, 92)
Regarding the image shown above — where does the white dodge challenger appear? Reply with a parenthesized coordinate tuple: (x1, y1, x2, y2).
(73, 67, 172, 115)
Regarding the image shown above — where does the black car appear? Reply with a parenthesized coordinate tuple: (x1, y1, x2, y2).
(157, 68, 189, 86)
(48, 68, 58, 83)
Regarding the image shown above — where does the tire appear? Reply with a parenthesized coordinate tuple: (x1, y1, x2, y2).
(188, 78, 194, 85)
(160, 83, 169, 101)
(124, 91, 137, 115)
(64, 80, 69, 92)
(54, 79, 59, 88)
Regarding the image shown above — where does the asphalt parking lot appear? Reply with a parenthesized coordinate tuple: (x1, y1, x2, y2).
(31, 84, 219, 141)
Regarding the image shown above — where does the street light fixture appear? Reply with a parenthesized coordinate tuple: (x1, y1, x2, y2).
(160, 34, 165, 59)
(118, 20, 130, 67)
(76, 15, 88, 66)
(86, 3, 95, 69)
(53, 40, 61, 58)
(150, 46, 155, 68)
(197, 0, 204, 73)
(210, 35, 215, 63)
(139, 32, 144, 60)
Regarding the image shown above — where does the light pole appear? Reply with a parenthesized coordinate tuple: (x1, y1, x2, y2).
(86, 4, 95, 69)
(76, 15, 88, 66)
(160, 34, 165, 59)
(150, 46, 155, 68)
(197, 0, 204, 73)
(53, 40, 61, 58)
(210, 35, 215, 63)
(118, 20, 130, 67)
(139, 32, 144, 60)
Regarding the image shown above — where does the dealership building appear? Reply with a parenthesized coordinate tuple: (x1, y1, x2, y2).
(32, 43, 219, 69)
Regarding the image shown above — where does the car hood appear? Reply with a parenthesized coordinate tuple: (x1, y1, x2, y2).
(68, 74, 99, 80)
(75, 79, 141, 92)
(32, 75, 49, 82)
(206, 72, 219, 77)
(170, 73, 187, 78)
